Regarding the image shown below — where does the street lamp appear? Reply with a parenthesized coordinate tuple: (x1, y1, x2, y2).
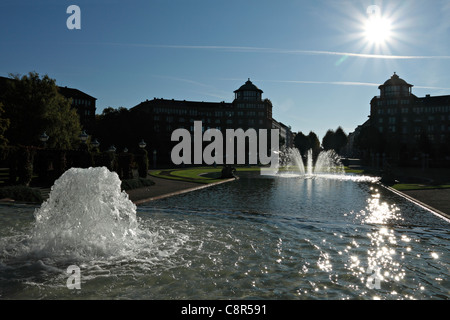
(153, 149, 157, 168)
(79, 130, 88, 143)
(108, 145, 116, 153)
(39, 132, 49, 148)
(139, 139, 146, 149)
(91, 138, 100, 149)
(123, 147, 128, 153)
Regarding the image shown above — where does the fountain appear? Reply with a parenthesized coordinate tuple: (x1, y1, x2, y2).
(22, 167, 153, 262)
(279, 148, 345, 177)
(0, 162, 448, 300)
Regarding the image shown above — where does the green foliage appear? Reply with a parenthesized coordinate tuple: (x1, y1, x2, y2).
(7, 146, 35, 186)
(354, 125, 384, 154)
(117, 152, 134, 180)
(322, 127, 348, 154)
(2, 72, 81, 149)
(0, 185, 43, 203)
(93, 152, 116, 171)
(94, 106, 133, 151)
(0, 102, 9, 147)
(135, 149, 149, 178)
(120, 177, 155, 191)
(294, 131, 321, 156)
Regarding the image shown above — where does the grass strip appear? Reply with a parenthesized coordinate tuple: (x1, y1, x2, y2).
(391, 183, 450, 191)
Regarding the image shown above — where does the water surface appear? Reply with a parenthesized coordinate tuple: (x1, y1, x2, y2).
(0, 172, 448, 300)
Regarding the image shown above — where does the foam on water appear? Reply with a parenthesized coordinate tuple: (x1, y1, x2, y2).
(30, 167, 143, 259)
(276, 148, 379, 182)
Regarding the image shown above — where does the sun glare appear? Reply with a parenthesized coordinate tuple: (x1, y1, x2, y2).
(364, 15, 392, 44)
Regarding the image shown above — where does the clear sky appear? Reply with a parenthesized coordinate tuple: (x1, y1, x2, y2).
(1, 0, 449, 141)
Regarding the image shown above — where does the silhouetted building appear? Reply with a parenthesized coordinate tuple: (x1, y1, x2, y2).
(129, 79, 293, 164)
(0, 76, 96, 133)
(58, 86, 96, 133)
(366, 73, 450, 166)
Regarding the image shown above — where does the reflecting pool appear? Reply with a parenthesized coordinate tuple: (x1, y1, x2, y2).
(0, 170, 449, 300)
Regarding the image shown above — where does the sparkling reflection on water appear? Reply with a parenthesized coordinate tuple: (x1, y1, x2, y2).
(0, 172, 449, 299)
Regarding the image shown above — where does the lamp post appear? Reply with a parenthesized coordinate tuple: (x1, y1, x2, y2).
(39, 132, 49, 148)
(153, 149, 157, 169)
(108, 145, 116, 153)
(79, 130, 89, 151)
(79, 130, 88, 143)
(91, 138, 100, 149)
(137, 139, 148, 178)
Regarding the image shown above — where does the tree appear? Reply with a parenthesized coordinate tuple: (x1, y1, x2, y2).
(322, 127, 348, 154)
(322, 129, 335, 151)
(294, 131, 311, 155)
(0, 102, 9, 147)
(334, 127, 348, 154)
(294, 130, 321, 158)
(94, 106, 133, 151)
(307, 131, 321, 155)
(2, 72, 81, 149)
(354, 125, 384, 155)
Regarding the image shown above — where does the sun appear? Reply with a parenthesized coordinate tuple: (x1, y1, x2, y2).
(364, 15, 392, 45)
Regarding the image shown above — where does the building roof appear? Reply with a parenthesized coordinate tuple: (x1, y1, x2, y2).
(0, 76, 96, 100)
(418, 94, 450, 105)
(58, 86, 97, 100)
(131, 98, 232, 112)
(379, 72, 413, 88)
(234, 78, 263, 93)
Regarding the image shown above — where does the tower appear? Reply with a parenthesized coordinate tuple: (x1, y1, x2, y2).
(233, 78, 263, 102)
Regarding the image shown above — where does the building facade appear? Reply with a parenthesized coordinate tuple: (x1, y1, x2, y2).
(58, 86, 96, 133)
(130, 79, 293, 164)
(0, 76, 96, 133)
(368, 73, 450, 165)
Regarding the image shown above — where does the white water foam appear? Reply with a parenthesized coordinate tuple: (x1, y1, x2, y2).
(30, 167, 144, 259)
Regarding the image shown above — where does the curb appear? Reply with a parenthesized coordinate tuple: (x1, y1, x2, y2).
(384, 185, 450, 222)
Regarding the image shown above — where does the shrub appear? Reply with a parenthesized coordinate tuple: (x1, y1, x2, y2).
(0, 185, 43, 203)
(120, 177, 155, 191)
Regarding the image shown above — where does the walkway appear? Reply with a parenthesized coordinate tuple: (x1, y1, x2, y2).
(391, 188, 450, 220)
(127, 175, 236, 205)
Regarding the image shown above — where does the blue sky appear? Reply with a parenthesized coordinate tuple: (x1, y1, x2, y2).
(1, 0, 450, 141)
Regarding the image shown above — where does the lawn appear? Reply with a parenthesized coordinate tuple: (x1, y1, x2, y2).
(391, 183, 450, 191)
(149, 165, 367, 184)
(149, 166, 262, 184)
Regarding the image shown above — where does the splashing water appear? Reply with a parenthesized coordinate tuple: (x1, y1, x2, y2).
(279, 148, 347, 176)
(30, 167, 142, 259)
(314, 149, 345, 175)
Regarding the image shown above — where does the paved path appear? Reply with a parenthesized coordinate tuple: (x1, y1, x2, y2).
(387, 187, 450, 221)
(401, 189, 450, 219)
(127, 175, 236, 205)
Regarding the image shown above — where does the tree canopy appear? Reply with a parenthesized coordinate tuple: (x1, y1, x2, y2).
(322, 127, 348, 154)
(354, 125, 384, 154)
(1, 72, 81, 149)
(0, 102, 9, 147)
(294, 130, 321, 156)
